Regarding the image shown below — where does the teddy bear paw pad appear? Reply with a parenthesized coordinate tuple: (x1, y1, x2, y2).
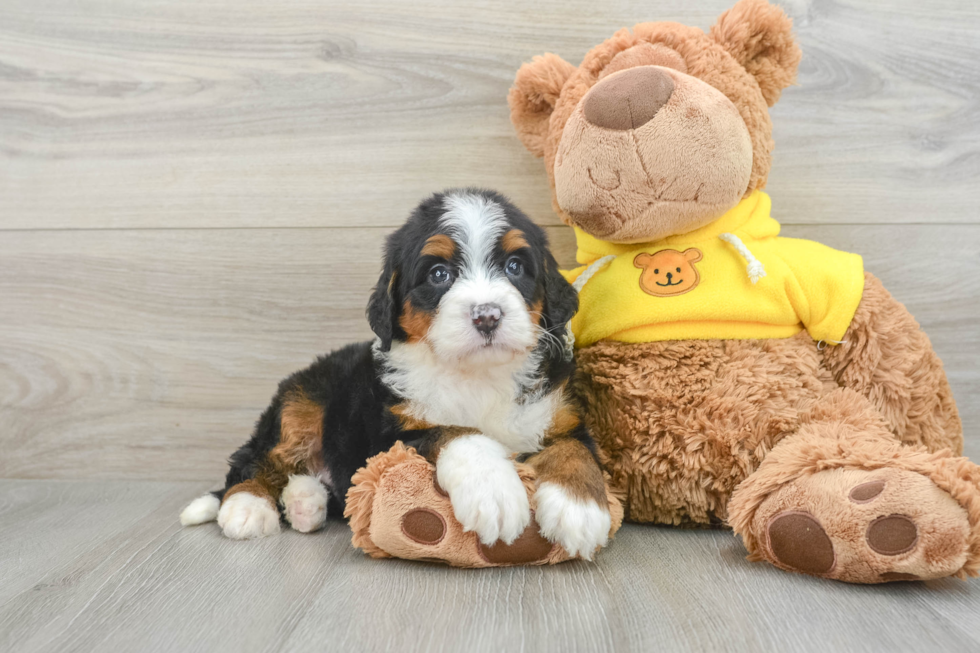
(866, 515, 918, 556)
(755, 467, 971, 583)
(401, 508, 446, 545)
(766, 511, 835, 575)
(478, 517, 554, 565)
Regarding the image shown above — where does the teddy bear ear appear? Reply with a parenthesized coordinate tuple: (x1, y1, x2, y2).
(710, 0, 802, 107)
(508, 53, 576, 157)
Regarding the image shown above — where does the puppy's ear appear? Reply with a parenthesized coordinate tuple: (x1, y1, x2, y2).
(367, 253, 400, 352)
(508, 53, 576, 157)
(541, 252, 579, 332)
(710, 0, 801, 107)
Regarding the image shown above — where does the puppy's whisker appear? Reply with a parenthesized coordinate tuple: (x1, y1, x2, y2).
(532, 322, 566, 358)
(528, 310, 568, 334)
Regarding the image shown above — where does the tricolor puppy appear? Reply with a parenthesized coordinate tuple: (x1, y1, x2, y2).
(180, 189, 612, 559)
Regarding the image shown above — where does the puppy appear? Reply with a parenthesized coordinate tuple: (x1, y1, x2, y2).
(180, 189, 611, 558)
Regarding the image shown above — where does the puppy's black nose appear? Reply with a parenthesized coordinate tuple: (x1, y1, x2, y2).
(472, 303, 502, 335)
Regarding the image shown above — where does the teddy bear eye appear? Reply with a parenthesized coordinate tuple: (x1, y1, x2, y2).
(676, 267, 681, 273)
(654, 269, 659, 274)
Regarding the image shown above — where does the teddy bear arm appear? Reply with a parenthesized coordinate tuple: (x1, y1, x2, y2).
(821, 272, 962, 454)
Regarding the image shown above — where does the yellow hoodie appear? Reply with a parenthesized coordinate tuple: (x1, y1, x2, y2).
(561, 191, 865, 348)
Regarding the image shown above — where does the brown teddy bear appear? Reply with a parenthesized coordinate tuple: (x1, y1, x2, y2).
(507, 0, 980, 583)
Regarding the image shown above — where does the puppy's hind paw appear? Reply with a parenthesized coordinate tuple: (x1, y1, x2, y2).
(534, 482, 610, 560)
(217, 492, 281, 540)
(180, 494, 220, 526)
(281, 474, 328, 533)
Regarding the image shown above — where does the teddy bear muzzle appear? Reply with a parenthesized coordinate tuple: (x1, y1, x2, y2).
(553, 65, 755, 244)
(583, 66, 675, 130)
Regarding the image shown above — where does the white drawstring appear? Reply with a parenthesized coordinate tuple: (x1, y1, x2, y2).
(719, 232, 766, 284)
(563, 255, 616, 358)
(572, 255, 616, 292)
(816, 339, 847, 350)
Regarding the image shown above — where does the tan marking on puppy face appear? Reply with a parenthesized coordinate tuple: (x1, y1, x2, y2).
(272, 390, 324, 469)
(421, 234, 456, 259)
(399, 299, 433, 343)
(501, 229, 529, 253)
(529, 298, 544, 327)
(634, 248, 703, 297)
(528, 437, 606, 506)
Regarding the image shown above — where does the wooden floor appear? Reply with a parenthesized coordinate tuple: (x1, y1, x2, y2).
(1, 479, 978, 653)
(2, 0, 980, 650)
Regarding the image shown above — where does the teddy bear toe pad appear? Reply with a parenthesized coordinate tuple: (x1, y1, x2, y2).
(766, 512, 835, 575)
(756, 468, 970, 583)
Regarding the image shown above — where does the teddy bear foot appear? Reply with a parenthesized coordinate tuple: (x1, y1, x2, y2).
(345, 443, 624, 567)
(751, 467, 972, 583)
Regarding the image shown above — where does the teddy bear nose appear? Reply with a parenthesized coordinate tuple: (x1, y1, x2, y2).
(583, 66, 675, 130)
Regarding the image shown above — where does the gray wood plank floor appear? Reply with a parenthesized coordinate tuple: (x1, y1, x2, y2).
(1, 480, 979, 653)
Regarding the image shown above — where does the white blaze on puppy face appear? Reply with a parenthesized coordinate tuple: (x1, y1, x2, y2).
(430, 192, 537, 366)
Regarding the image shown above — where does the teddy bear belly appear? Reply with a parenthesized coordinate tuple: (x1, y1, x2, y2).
(574, 332, 836, 526)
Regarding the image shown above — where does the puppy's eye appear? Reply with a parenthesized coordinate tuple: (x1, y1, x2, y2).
(428, 264, 453, 286)
(505, 257, 524, 277)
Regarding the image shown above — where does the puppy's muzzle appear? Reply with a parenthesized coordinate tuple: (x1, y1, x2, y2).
(471, 303, 502, 335)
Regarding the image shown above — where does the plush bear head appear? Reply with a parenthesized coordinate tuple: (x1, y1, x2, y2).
(509, 0, 801, 244)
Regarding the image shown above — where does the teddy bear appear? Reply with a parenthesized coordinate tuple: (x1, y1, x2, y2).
(505, 0, 980, 583)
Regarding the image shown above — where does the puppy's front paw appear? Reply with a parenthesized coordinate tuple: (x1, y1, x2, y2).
(534, 482, 610, 560)
(436, 434, 530, 545)
(281, 474, 328, 533)
(217, 492, 281, 540)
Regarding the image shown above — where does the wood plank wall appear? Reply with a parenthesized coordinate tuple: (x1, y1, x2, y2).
(1, 0, 977, 480)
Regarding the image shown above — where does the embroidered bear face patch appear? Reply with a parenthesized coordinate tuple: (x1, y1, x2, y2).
(633, 248, 703, 297)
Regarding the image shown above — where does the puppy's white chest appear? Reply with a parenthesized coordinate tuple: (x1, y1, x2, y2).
(382, 347, 553, 454)
(414, 376, 552, 454)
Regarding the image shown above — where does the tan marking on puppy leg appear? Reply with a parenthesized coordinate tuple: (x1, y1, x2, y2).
(224, 391, 324, 509)
(390, 402, 437, 431)
(546, 401, 582, 441)
(421, 234, 456, 259)
(224, 479, 276, 504)
(501, 228, 529, 253)
(272, 390, 324, 469)
(421, 426, 483, 464)
(399, 300, 433, 343)
(528, 438, 607, 506)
